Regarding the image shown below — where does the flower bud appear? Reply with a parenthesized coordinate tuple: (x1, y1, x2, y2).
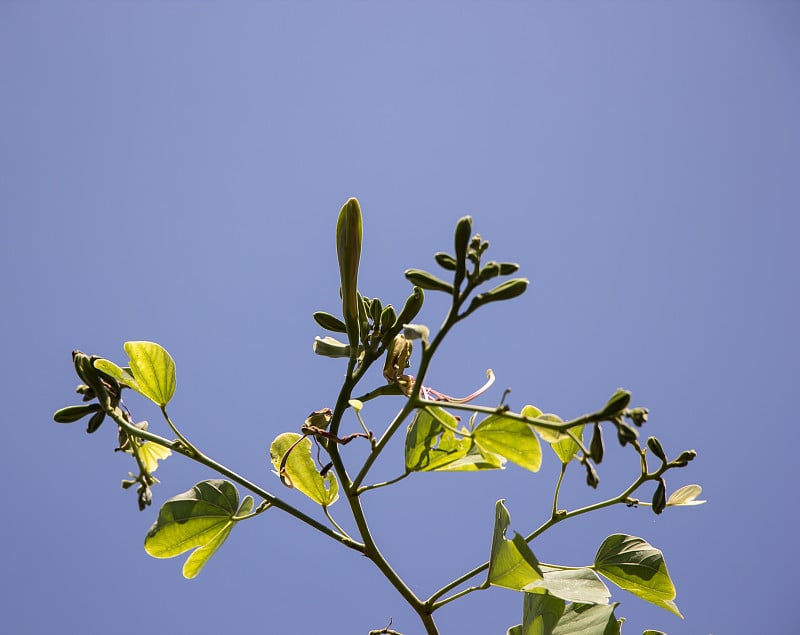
(616, 421, 639, 446)
(465, 278, 528, 313)
(434, 252, 458, 271)
(404, 269, 454, 294)
(453, 216, 472, 290)
(647, 436, 667, 462)
(590, 423, 604, 464)
(599, 388, 632, 419)
(336, 198, 363, 350)
(313, 311, 347, 333)
(53, 403, 102, 424)
(584, 461, 600, 489)
(652, 478, 667, 515)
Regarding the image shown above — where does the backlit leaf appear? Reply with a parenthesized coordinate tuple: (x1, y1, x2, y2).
(144, 480, 248, 579)
(551, 602, 620, 635)
(488, 500, 543, 590)
(473, 414, 542, 472)
(405, 407, 473, 472)
(521, 592, 565, 635)
(269, 432, 338, 507)
(525, 567, 611, 605)
(593, 534, 682, 617)
(123, 341, 176, 406)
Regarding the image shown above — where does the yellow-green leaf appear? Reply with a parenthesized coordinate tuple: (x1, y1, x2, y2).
(488, 500, 543, 590)
(144, 480, 246, 579)
(593, 534, 682, 617)
(123, 341, 176, 406)
(269, 433, 338, 507)
(138, 441, 171, 473)
(473, 414, 542, 472)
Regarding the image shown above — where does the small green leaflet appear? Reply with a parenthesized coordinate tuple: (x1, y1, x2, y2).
(269, 433, 338, 507)
(593, 534, 682, 617)
(488, 500, 543, 590)
(95, 341, 177, 407)
(144, 479, 253, 579)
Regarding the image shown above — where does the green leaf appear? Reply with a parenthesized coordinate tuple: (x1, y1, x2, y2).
(642, 630, 667, 635)
(488, 500, 543, 590)
(137, 441, 172, 473)
(144, 480, 247, 579)
(93, 358, 139, 390)
(551, 423, 583, 465)
(473, 414, 542, 472)
(434, 441, 505, 472)
(525, 568, 611, 605)
(507, 627, 523, 635)
(122, 341, 177, 407)
(405, 407, 471, 472)
(269, 432, 338, 507)
(593, 534, 682, 617)
(552, 603, 621, 635)
(520, 592, 565, 635)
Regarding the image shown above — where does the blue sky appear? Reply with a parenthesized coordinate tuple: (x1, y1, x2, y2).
(2, 2, 798, 634)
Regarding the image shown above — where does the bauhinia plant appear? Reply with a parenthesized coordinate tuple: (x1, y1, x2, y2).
(54, 198, 704, 635)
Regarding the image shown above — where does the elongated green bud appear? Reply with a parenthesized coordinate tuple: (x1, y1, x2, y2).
(382, 287, 423, 346)
(54, 403, 102, 424)
(498, 262, 520, 275)
(434, 252, 458, 271)
(86, 410, 105, 433)
(379, 305, 397, 333)
(599, 388, 632, 419)
(584, 461, 600, 489)
(590, 423, 604, 464)
(647, 436, 667, 462)
(336, 198, 362, 351)
(652, 478, 667, 515)
(616, 421, 638, 446)
(453, 216, 472, 290)
(668, 449, 697, 468)
(465, 278, 528, 314)
(357, 293, 370, 344)
(404, 269, 454, 294)
(370, 297, 382, 325)
(313, 311, 347, 333)
(477, 261, 501, 284)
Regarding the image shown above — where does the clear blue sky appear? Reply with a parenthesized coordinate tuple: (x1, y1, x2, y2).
(2, 2, 797, 634)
